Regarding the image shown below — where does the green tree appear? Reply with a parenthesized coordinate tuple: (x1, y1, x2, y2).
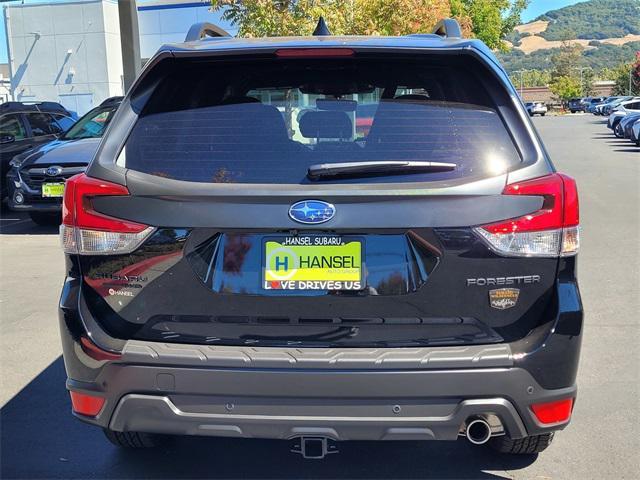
(549, 75, 582, 106)
(580, 68, 595, 96)
(550, 40, 584, 79)
(211, 0, 453, 37)
(610, 58, 640, 96)
(211, 0, 527, 49)
(450, 0, 529, 50)
(509, 69, 551, 88)
(632, 52, 640, 94)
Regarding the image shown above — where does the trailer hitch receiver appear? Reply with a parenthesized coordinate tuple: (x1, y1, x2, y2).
(291, 437, 338, 459)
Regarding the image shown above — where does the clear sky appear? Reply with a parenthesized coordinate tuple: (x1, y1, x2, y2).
(0, 0, 592, 65)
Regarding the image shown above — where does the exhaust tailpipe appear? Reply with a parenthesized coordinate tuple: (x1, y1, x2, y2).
(465, 418, 492, 445)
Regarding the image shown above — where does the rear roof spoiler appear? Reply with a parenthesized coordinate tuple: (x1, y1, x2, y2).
(185, 22, 232, 42)
(432, 18, 462, 39)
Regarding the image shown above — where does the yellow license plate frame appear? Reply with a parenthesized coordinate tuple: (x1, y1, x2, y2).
(263, 236, 363, 291)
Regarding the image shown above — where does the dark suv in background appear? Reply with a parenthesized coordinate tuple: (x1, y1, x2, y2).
(59, 19, 582, 459)
(0, 101, 75, 202)
(7, 97, 122, 225)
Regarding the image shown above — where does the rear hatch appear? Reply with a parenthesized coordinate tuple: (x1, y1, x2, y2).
(63, 48, 577, 348)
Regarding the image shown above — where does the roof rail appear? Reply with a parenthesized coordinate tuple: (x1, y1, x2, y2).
(432, 18, 462, 39)
(185, 22, 232, 42)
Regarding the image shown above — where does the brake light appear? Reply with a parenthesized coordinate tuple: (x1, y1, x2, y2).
(275, 48, 355, 58)
(60, 174, 154, 255)
(530, 398, 574, 425)
(69, 391, 105, 417)
(475, 173, 579, 257)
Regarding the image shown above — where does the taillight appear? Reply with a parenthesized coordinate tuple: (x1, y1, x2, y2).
(475, 173, 579, 257)
(60, 174, 154, 255)
(80, 336, 122, 361)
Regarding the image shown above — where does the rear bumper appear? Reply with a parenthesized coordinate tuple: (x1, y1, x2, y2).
(68, 360, 575, 441)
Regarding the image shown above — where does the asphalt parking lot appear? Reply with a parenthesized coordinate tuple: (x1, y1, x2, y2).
(1, 114, 638, 479)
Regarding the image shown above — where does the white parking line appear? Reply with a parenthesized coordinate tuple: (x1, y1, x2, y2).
(0, 219, 31, 226)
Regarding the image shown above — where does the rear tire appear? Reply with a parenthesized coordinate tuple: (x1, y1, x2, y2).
(103, 428, 165, 448)
(28, 212, 60, 226)
(541, 113, 546, 116)
(489, 432, 554, 454)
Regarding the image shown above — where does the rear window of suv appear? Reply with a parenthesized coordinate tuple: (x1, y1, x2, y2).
(122, 57, 521, 184)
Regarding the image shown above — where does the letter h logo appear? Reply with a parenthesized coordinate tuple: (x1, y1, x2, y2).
(275, 256, 289, 272)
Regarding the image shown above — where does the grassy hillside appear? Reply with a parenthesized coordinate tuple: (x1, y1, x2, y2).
(498, 41, 640, 73)
(499, 0, 640, 75)
(537, 0, 640, 40)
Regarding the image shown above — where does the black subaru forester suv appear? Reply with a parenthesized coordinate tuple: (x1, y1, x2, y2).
(59, 19, 582, 458)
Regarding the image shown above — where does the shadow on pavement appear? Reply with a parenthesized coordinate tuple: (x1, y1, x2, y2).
(0, 211, 59, 235)
(0, 358, 537, 479)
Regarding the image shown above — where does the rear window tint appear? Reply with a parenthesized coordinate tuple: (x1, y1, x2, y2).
(123, 58, 520, 184)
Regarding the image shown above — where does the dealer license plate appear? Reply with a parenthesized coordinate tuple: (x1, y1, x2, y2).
(263, 236, 363, 291)
(42, 183, 65, 198)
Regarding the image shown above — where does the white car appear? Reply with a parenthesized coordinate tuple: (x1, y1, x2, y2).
(607, 98, 640, 130)
(525, 102, 547, 116)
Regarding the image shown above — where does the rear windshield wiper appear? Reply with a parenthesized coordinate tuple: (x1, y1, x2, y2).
(307, 161, 457, 180)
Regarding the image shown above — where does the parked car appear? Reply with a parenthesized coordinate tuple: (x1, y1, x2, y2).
(607, 98, 640, 131)
(631, 118, 640, 146)
(567, 98, 584, 113)
(594, 96, 626, 115)
(603, 96, 636, 116)
(525, 101, 547, 116)
(0, 101, 75, 201)
(58, 19, 582, 458)
(585, 97, 605, 114)
(616, 112, 640, 139)
(6, 97, 122, 225)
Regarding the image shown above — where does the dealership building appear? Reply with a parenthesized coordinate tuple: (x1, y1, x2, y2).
(2, 0, 233, 114)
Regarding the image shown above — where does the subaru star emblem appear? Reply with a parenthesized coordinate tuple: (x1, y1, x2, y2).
(289, 200, 336, 224)
(45, 166, 63, 177)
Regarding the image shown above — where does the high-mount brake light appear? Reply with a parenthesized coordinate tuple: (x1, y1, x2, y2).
(275, 48, 355, 58)
(474, 173, 579, 257)
(60, 174, 154, 255)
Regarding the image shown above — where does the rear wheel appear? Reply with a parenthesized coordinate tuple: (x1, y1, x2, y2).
(28, 212, 60, 226)
(489, 432, 554, 454)
(103, 428, 166, 448)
